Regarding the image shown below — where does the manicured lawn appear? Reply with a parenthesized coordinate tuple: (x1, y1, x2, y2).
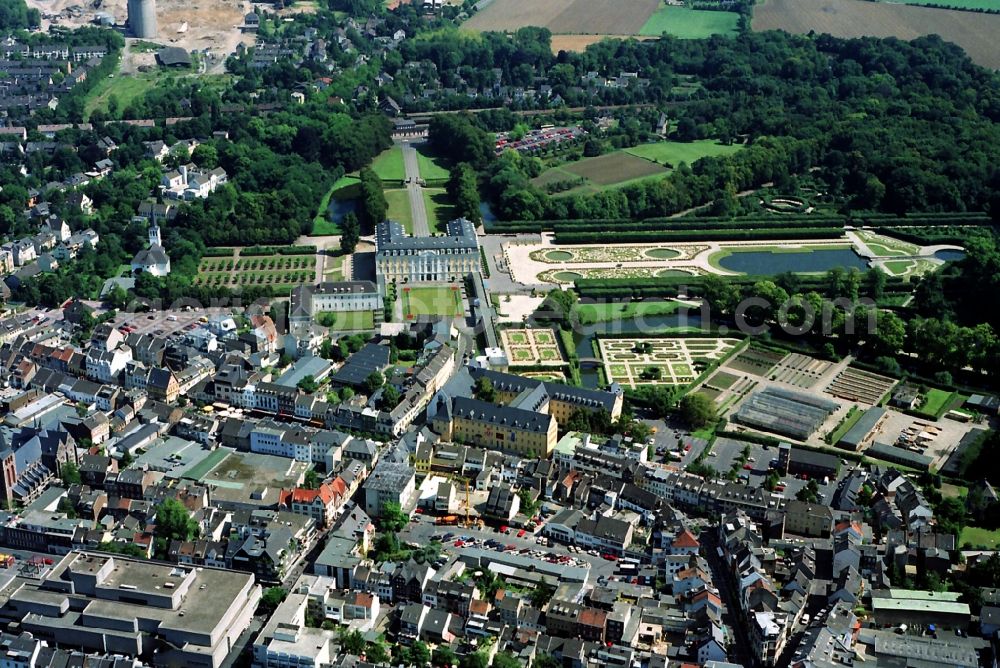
(639, 4, 740, 37)
(385, 188, 413, 233)
(575, 300, 681, 325)
(317, 310, 375, 331)
(884, 260, 915, 275)
(960, 525, 1000, 549)
(416, 148, 451, 182)
(312, 183, 341, 235)
(625, 139, 743, 167)
(423, 188, 458, 233)
(402, 286, 464, 318)
(312, 217, 341, 235)
(330, 174, 361, 197)
(915, 388, 961, 418)
(371, 146, 406, 182)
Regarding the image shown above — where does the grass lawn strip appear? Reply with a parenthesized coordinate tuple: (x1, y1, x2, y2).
(960, 525, 1000, 549)
(416, 148, 451, 182)
(371, 146, 406, 182)
(385, 189, 414, 233)
(575, 300, 681, 325)
(318, 310, 375, 331)
(403, 286, 463, 318)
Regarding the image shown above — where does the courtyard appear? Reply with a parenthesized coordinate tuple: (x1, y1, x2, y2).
(402, 285, 464, 319)
(598, 337, 742, 387)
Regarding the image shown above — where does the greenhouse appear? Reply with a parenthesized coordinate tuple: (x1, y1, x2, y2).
(735, 387, 840, 440)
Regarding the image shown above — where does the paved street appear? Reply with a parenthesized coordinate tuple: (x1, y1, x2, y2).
(401, 142, 430, 236)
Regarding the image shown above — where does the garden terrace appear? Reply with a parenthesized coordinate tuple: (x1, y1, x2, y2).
(767, 353, 833, 390)
(825, 367, 898, 405)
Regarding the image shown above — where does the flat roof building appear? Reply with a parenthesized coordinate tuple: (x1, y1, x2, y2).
(0, 551, 261, 668)
(838, 407, 888, 451)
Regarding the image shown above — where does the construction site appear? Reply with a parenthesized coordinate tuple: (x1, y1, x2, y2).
(25, 0, 254, 75)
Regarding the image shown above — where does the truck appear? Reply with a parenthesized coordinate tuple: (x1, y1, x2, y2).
(0, 554, 14, 568)
(435, 515, 459, 526)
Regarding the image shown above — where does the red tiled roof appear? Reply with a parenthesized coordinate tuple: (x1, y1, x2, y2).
(673, 529, 700, 549)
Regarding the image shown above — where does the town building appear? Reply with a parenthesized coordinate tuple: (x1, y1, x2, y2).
(0, 551, 261, 668)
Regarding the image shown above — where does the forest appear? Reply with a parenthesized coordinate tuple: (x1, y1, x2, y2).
(426, 31, 1000, 223)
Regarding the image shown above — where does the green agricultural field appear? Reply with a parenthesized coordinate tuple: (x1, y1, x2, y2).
(625, 139, 743, 167)
(317, 310, 375, 331)
(385, 189, 413, 233)
(575, 300, 682, 325)
(884, 0, 1000, 9)
(639, 5, 740, 38)
(423, 188, 459, 233)
(533, 151, 668, 195)
(403, 286, 464, 318)
(371, 146, 406, 182)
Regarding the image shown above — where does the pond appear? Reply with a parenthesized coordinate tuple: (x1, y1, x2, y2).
(479, 202, 497, 224)
(934, 249, 965, 262)
(327, 197, 357, 224)
(717, 248, 869, 275)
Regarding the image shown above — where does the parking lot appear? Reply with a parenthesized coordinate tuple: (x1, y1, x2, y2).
(399, 514, 621, 582)
(641, 417, 709, 467)
(110, 306, 237, 338)
(706, 438, 843, 503)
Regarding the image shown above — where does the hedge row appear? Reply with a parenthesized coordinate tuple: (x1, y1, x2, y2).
(556, 227, 844, 244)
(203, 247, 235, 257)
(575, 273, 910, 299)
(242, 245, 317, 256)
(485, 211, 993, 234)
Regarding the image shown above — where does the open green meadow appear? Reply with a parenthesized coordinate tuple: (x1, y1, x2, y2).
(960, 525, 1000, 549)
(417, 149, 452, 183)
(639, 5, 740, 37)
(625, 140, 743, 166)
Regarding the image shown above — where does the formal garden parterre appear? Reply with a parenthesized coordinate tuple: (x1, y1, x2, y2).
(598, 337, 741, 387)
(194, 248, 316, 289)
(501, 328, 566, 366)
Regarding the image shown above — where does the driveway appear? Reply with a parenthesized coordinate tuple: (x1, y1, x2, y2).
(401, 142, 430, 236)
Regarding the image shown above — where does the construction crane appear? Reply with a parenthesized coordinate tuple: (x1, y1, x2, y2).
(455, 475, 482, 529)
